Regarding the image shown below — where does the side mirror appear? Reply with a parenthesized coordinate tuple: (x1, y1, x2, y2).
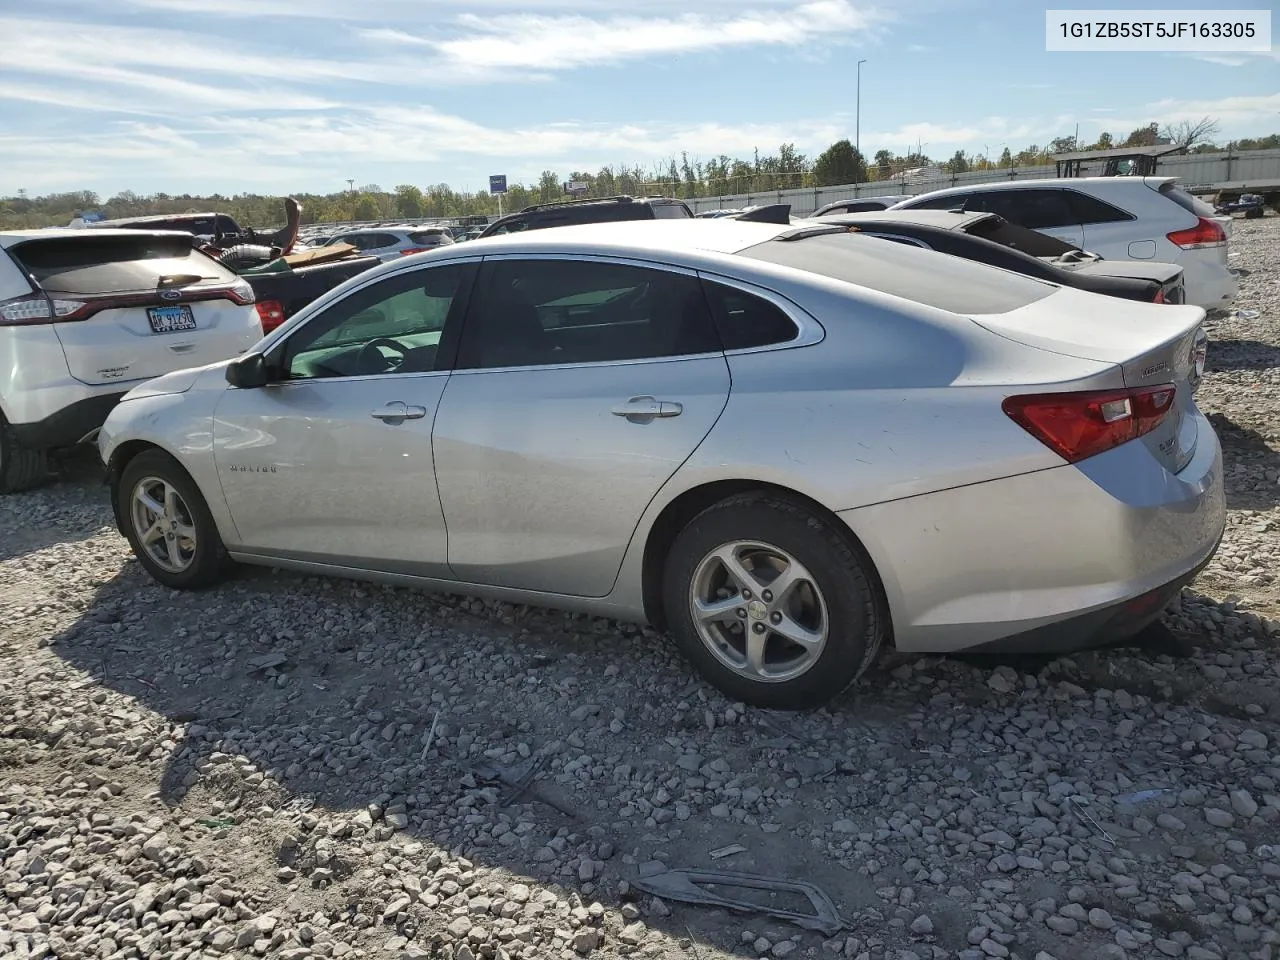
(226, 353, 271, 389)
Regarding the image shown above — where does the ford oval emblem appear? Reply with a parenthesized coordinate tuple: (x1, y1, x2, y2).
(160, 289, 181, 301)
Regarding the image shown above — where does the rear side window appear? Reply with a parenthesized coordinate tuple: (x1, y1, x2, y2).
(1159, 182, 1216, 218)
(738, 232, 1054, 314)
(702, 280, 799, 349)
(409, 230, 448, 244)
(1066, 191, 1134, 225)
(10, 234, 234, 295)
(363, 233, 400, 249)
(900, 194, 964, 211)
(965, 190, 1077, 230)
(650, 202, 693, 219)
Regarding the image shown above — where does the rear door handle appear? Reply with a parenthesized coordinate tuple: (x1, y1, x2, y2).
(611, 396, 683, 423)
(371, 401, 427, 423)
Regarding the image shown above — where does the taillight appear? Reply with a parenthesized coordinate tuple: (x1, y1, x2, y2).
(400, 247, 428, 256)
(0, 294, 88, 326)
(1152, 289, 1166, 304)
(1167, 217, 1226, 250)
(255, 299, 286, 333)
(1003, 384, 1177, 464)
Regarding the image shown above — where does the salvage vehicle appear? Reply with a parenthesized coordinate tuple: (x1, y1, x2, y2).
(477, 195, 693, 237)
(1215, 193, 1265, 219)
(99, 218, 1224, 709)
(811, 195, 910, 216)
(809, 209, 1188, 304)
(0, 229, 262, 492)
(891, 178, 1236, 309)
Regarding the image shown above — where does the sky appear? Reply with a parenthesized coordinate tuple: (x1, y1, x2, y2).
(0, 0, 1276, 198)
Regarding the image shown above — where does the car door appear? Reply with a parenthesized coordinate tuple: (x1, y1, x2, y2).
(431, 255, 732, 596)
(212, 260, 476, 572)
(961, 189, 1085, 248)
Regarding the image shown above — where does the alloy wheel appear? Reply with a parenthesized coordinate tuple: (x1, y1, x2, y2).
(688, 540, 829, 683)
(130, 476, 198, 574)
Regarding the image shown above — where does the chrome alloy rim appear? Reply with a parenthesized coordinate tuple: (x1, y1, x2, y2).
(689, 540, 829, 683)
(130, 476, 198, 574)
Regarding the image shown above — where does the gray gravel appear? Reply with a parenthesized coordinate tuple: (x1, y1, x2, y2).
(3, 215, 1279, 960)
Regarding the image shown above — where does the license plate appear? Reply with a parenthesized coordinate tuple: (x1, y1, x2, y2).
(147, 304, 197, 334)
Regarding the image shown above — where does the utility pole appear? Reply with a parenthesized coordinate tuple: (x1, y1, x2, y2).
(855, 59, 867, 168)
(346, 179, 355, 193)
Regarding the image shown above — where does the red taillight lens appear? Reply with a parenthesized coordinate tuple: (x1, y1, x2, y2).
(1152, 289, 1166, 304)
(255, 299, 286, 333)
(0, 295, 88, 326)
(1003, 384, 1177, 463)
(1167, 217, 1226, 250)
(400, 247, 428, 256)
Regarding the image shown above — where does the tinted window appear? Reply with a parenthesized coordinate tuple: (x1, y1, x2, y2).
(458, 259, 721, 370)
(1159, 182, 1217, 218)
(486, 219, 528, 236)
(651, 202, 694, 219)
(361, 233, 401, 249)
(1066, 191, 1134, 225)
(10, 234, 233, 295)
(284, 264, 466, 379)
(214, 215, 241, 236)
(963, 190, 1076, 230)
(738, 232, 1054, 314)
(409, 230, 450, 245)
(902, 194, 965, 211)
(703, 281, 799, 350)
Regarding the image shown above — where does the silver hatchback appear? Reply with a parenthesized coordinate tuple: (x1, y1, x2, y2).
(98, 219, 1224, 708)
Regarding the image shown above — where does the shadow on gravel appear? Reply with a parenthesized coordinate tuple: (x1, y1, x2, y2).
(1206, 338, 1280, 372)
(1210, 412, 1280, 512)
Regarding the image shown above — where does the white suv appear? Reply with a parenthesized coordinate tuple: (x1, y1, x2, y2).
(891, 177, 1237, 310)
(0, 229, 263, 492)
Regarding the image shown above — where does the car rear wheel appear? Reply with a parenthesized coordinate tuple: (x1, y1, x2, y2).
(118, 449, 227, 589)
(662, 492, 885, 709)
(0, 414, 48, 494)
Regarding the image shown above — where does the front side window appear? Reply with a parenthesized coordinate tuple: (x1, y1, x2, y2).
(283, 264, 467, 380)
(457, 259, 721, 370)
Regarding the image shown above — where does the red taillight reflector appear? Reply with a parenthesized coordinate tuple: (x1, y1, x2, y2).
(255, 299, 286, 333)
(0, 295, 88, 326)
(400, 247, 428, 256)
(1167, 217, 1226, 250)
(1003, 384, 1177, 463)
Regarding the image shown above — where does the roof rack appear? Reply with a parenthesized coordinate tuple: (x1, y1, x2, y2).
(520, 195, 641, 213)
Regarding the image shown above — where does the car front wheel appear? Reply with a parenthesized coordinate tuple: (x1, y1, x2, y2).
(118, 449, 227, 589)
(662, 492, 885, 709)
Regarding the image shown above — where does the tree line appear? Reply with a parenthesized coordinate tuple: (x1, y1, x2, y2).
(2, 118, 1274, 230)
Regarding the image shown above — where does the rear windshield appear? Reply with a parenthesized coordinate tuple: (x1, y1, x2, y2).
(964, 216, 1080, 257)
(11, 234, 234, 295)
(651, 202, 693, 219)
(738, 231, 1055, 314)
(1159, 182, 1216, 218)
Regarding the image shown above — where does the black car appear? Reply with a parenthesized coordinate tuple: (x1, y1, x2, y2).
(477, 195, 693, 238)
(812, 195, 910, 216)
(809, 209, 1185, 304)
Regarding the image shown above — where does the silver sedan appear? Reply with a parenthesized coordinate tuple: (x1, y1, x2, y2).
(98, 219, 1225, 708)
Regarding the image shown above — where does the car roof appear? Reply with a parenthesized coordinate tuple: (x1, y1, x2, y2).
(0, 227, 198, 249)
(810, 210, 992, 231)
(899, 176, 1177, 201)
(334, 227, 408, 235)
(444, 218, 790, 259)
(86, 212, 226, 227)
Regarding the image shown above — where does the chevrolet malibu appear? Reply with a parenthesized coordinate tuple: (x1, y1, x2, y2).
(98, 219, 1225, 709)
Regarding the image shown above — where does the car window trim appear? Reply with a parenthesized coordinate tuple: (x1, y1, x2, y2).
(694, 272, 825, 355)
(449, 253, 724, 376)
(263, 258, 480, 383)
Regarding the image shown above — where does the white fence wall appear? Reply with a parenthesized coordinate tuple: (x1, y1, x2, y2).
(688, 148, 1280, 216)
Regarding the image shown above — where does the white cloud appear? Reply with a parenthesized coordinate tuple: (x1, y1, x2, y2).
(366, 0, 884, 74)
(1145, 92, 1280, 126)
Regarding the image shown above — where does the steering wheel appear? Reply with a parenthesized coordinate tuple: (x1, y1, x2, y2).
(355, 337, 408, 375)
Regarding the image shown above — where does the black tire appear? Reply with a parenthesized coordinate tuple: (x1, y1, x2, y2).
(117, 449, 228, 589)
(0, 414, 48, 494)
(662, 492, 885, 709)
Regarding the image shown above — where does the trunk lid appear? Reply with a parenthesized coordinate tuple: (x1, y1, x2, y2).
(9, 232, 260, 386)
(971, 287, 1205, 474)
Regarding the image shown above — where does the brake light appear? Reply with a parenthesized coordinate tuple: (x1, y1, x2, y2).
(1152, 289, 1166, 304)
(255, 299, 286, 333)
(1167, 217, 1226, 250)
(0, 295, 88, 326)
(1003, 384, 1177, 463)
(400, 247, 429, 256)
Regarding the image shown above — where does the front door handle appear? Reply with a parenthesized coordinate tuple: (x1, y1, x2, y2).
(611, 396, 683, 423)
(371, 401, 427, 423)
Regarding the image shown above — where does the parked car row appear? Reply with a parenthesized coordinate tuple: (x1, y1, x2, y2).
(3, 178, 1230, 709)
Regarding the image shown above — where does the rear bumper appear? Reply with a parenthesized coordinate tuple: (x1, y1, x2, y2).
(1180, 255, 1238, 310)
(840, 406, 1226, 654)
(10, 392, 126, 450)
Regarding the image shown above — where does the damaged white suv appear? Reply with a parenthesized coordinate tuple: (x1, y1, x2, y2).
(0, 229, 262, 492)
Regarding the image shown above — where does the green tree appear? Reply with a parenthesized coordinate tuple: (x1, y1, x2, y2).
(811, 140, 866, 186)
(947, 149, 969, 174)
(394, 184, 424, 218)
(1121, 122, 1160, 147)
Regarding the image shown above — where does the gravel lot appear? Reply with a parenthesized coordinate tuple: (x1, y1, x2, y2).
(3, 217, 1278, 960)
